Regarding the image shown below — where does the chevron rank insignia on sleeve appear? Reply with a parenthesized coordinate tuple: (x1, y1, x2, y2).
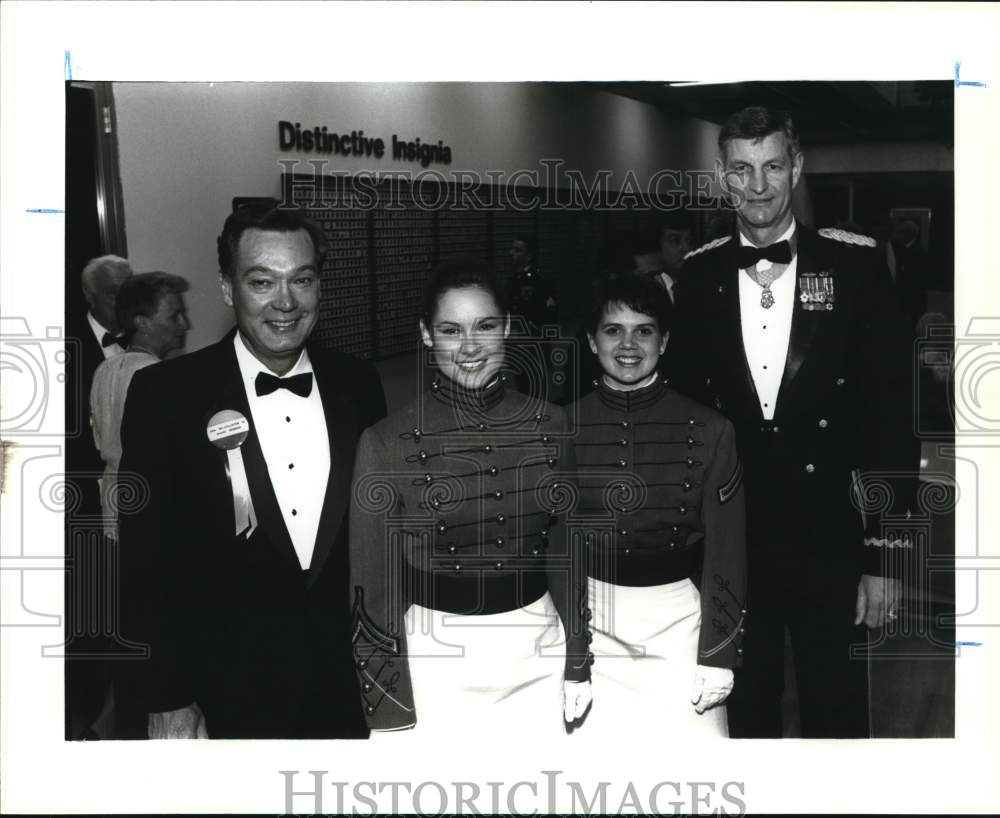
(817, 227, 877, 248)
(718, 459, 743, 504)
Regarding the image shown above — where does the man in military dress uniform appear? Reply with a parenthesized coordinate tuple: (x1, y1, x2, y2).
(507, 234, 558, 329)
(506, 234, 560, 400)
(666, 106, 918, 738)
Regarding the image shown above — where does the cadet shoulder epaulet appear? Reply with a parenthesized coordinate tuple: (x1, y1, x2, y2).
(817, 227, 877, 248)
(683, 235, 732, 261)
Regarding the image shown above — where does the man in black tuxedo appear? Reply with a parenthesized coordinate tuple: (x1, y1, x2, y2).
(117, 205, 385, 738)
(666, 107, 917, 738)
(65, 255, 134, 526)
(506, 234, 561, 400)
(65, 255, 133, 739)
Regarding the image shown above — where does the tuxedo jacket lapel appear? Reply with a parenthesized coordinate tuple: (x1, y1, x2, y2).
(204, 338, 302, 577)
(306, 356, 356, 587)
(775, 228, 823, 419)
(712, 238, 763, 421)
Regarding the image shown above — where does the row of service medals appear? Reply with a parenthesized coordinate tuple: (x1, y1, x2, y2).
(799, 272, 835, 311)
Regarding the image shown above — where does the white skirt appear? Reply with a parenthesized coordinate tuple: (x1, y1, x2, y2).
(385, 592, 567, 738)
(581, 576, 728, 738)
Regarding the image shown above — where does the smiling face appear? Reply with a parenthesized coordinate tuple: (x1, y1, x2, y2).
(720, 130, 802, 245)
(420, 285, 509, 390)
(220, 228, 319, 375)
(588, 302, 668, 390)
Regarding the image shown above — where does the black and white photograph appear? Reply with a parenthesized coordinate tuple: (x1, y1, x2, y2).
(1, 2, 998, 815)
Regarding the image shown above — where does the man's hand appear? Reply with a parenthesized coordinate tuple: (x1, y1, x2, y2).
(690, 665, 734, 714)
(855, 574, 901, 629)
(563, 680, 593, 723)
(147, 702, 209, 739)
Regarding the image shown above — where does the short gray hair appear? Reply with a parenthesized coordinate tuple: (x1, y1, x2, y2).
(81, 254, 132, 292)
(116, 272, 189, 344)
(718, 106, 801, 163)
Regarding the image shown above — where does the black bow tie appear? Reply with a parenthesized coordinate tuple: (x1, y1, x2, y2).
(101, 332, 122, 348)
(736, 240, 792, 270)
(255, 371, 313, 398)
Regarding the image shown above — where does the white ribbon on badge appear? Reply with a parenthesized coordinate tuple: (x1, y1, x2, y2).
(206, 409, 257, 538)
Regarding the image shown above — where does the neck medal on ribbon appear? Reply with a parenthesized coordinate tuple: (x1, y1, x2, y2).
(756, 268, 777, 309)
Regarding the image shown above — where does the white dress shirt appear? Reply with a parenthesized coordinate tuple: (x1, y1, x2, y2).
(653, 271, 677, 303)
(738, 221, 797, 420)
(234, 333, 330, 570)
(87, 311, 124, 359)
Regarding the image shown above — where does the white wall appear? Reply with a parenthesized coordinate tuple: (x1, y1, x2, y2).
(114, 82, 720, 352)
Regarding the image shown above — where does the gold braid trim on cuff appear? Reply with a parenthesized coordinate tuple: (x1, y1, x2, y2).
(863, 536, 913, 549)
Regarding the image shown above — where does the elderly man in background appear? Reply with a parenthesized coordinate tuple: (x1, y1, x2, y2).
(67, 254, 134, 512)
(82, 255, 134, 355)
(91, 272, 190, 541)
(65, 254, 133, 740)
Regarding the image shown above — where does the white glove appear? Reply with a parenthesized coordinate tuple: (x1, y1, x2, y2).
(563, 680, 593, 722)
(690, 665, 734, 714)
(147, 702, 209, 739)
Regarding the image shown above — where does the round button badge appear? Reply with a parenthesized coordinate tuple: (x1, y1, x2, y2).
(206, 409, 250, 450)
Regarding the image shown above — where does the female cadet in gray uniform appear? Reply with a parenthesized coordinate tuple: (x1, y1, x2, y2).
(571, 273, 747, 737)
(349, 258, 593, 736)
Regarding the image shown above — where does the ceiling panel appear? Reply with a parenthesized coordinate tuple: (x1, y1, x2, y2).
(597, 80, 953, 146)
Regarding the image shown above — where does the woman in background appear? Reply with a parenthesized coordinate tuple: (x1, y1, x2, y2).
(349, 258, 592, 736)
(91, 272, 190, 541)
(571, 273, 746, 737)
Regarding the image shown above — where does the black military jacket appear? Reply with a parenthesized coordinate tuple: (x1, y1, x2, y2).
(506, 264, 558, 332)
(666, 225, 919, 581)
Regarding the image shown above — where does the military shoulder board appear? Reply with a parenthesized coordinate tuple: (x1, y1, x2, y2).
(817, 227, 877, 248)
(684, 235, 732, 261)
(718, 459, 743, 505)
